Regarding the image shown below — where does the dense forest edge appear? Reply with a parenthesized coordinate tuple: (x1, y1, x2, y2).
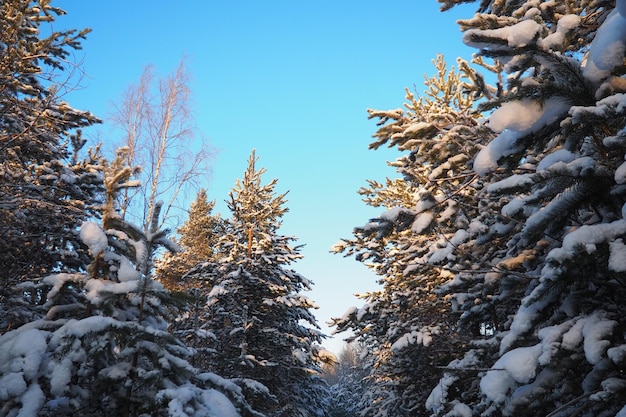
(1, 0, 626, 416)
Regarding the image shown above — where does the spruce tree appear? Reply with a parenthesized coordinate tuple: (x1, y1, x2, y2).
(325, 343, 369, 417)
(0, 0, 101, 283)
(0, 0, 103, 333)
(186, 150, 330, 416)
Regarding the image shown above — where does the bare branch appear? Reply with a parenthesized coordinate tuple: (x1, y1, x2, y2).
(109, 56, 214, 232)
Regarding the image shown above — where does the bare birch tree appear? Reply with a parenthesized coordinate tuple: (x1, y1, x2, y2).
(110, 57, 212, 232)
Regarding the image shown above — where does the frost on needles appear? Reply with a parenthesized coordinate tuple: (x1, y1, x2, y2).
(0, 149, 253, 417)
(332, 1, 626, 416)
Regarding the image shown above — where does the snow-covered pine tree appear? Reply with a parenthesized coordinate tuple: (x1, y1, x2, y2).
(0, 0, 103, 330)
(331, 54, 499, 417)
(0, 148, 255, 417)
(155, 188, 229, 370)
(422, 1, 626, 416)
(185, 150, 331, 417)
(156, 188, 228, 291)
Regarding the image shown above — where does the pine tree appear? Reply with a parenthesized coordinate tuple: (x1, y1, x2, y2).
(186, 151, 331, 416)
(331, 54, 497, 417)
(156, 188, 227, 292)
(0, 148, 254, 417)
(155, 188, 229, 371)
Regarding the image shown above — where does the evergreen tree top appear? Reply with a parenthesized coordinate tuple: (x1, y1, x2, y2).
(223, 150, 299, 264)
(228, 150, 289, 232)
(0, 0, 102, 284)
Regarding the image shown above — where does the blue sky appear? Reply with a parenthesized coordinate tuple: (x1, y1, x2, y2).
(56, 1, 477, 353)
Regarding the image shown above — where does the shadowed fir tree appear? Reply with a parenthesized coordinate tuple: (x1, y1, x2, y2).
(184, 150, 332, 417)
(324, 342, 369, 417)
(0, 0, 103, 331)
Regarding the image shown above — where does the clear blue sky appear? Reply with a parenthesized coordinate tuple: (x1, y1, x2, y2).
(56, 1, 476, 353)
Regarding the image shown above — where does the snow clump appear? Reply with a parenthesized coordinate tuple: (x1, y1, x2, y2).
(80, 221, 108, 256)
